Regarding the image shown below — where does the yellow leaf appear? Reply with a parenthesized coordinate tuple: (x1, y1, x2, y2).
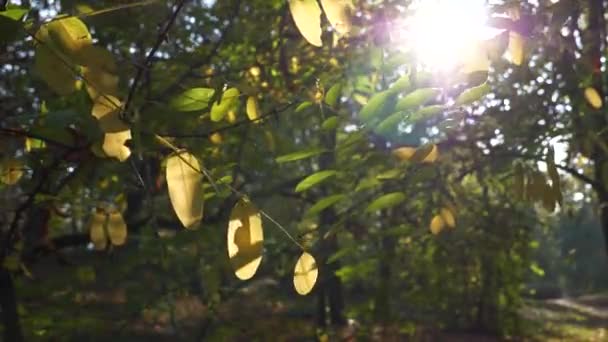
(429, 215, 445, 235)
(320, 0, 352, 35)
(392, 144, 438, 163)
(102, 130, 132, 162)
(226, 110, 237, 124)
(46, 16, 92, 57)
(89, 209, 107, 250)
(209, 132, 223, 145)
(210, 88, 240, 122)
(107, 211, 127, 246)
(584, 87, 603, 109)
(1, 159, 23, 185)
(91, 96, 128, 133)
(288, 0, 323, 47)
(246, 96, 261, 122)
(293, 252, 318, 295)
(166, 151, 204, 229)
(227, 199, 264, 280)
(440, 208, 456, 228)
(508, 32, 524, 66)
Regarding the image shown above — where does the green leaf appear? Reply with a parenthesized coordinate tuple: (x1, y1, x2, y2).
(455, 83, 491, 106)
(325, 83, 342, 107)
(296, 101, 313, 112)
(388, 74, 411, 94)
(374, 111, 405, 135)
(210, 87, 240, 121)
(276, 147, 326, 163)
(170, 88, 215, 111)
(359, 90, 396, 122)
(408, 105, 445, 123)
(306, 194, 346, 216)
(365, 192, 406, 212)
(395, 88, 440, 111)
(321, 116, 339, 130)
(295, 170, 337, 192)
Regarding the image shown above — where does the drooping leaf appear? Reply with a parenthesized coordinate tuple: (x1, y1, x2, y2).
(408, 105, 445, 123)
(305, 194, 346, 216)
(395, 88, 440, 111)
(227, 199, 264, 280)
(295, 101, 313, 112)
(293, 252, 318, 295)
(210, 87, 240, 122)
(91, 96, 128, 133)
(170, 88, 215, 112)
(508, 31, 524, 65)
(102, 130, 132, 162)
(547, 147, 562, 206)
(246, 96, 261, 122)
(276, 147, 326, 163)
(455, 83, 491, 106)
(375, 112, 405, 135)
(107, 211, 127, 246)
(440, 208, 456, 228)
(410, 144, 439, 163)
(288, 0, 323, 47)
(388, 74, 411, 94)
(89, 209, 107, 251)
(320, 0, 352, 35)
(46, 16, 92, 57)
(584, 87, 603, 109)
(365, 192, 406, 212)
(165, 151, 204, 229)
(429, 215, 444, 235)
(295, 170, 337, 193)
(1, 159, 24, 185)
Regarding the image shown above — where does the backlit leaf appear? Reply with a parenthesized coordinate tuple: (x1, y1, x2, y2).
(91, 95, 128, 133)
(166, 151, 204, 229)
(395, 88, 440, 111)
(429, 215, 444, 235)
(320, 0, 352, 35)
(455, 83, 491, 106)
(46, 16, 92, 57)
(246, 96, 261, 122)
(170, 88, 215, 112)
(102, 130, 132, 162)
(440, 208, 456, 228)
(288, 0, 323, 47)
(365, 192, 406, 212)
(295, 170, 337, 193)
(306, 194, 346, 216)
(294, 252, 318, 295)
(34, 43, 77, 95)
(324, 82, 342, 107)
(508, 32, 524, 65)
(211, 87, 240, 122)
(584, 87, 602, 109)
(107, 211, 127, 246)
(227, 199, 264, 280)
(359, 90, 396, 122)
(276, 147, 326, 163)
(1, 159, 23, 185)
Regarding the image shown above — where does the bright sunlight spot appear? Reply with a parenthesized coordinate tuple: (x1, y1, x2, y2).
(399, 0, 499, 70)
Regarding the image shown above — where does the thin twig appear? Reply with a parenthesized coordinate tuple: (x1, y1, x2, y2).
(123, 0, 189, 116)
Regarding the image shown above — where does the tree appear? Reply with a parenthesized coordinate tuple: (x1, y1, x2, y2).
(1, 0, 603, 340)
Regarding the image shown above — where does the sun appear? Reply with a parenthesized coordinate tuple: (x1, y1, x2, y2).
(399, 0, 498, 71)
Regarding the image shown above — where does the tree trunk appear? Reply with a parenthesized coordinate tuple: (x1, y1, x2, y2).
(0, 268, 23, 342)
